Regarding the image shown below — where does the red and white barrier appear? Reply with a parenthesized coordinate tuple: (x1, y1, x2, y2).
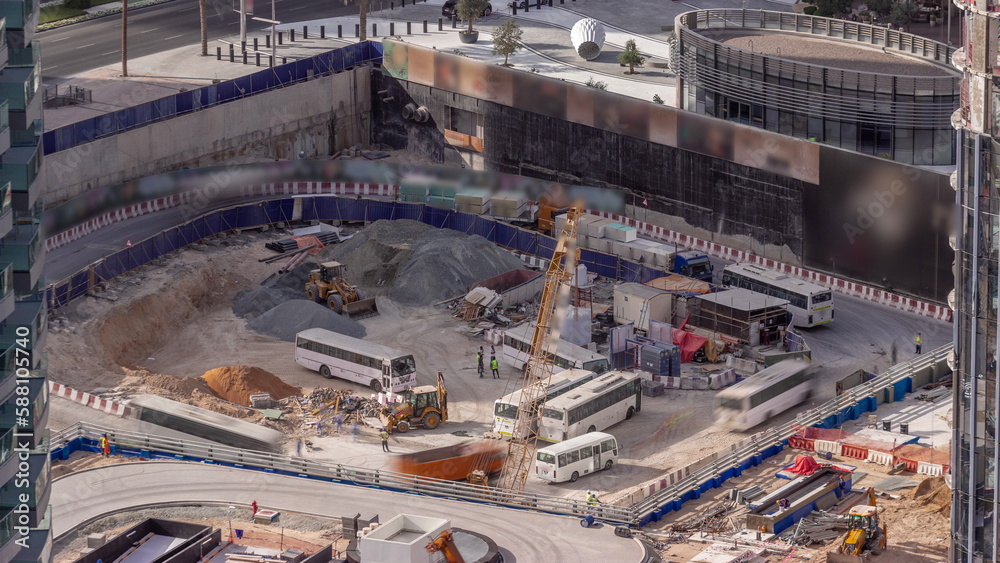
(840, 444, 869, 460)
(588, 210, 952, 322)
(813, 439, 843, 456)
(867, 450, 894, 466)
(45, 189, 951, 322)
(787, 436, 816, 451)
(916, 461, 945, 477)
(48, 381, 131, 417)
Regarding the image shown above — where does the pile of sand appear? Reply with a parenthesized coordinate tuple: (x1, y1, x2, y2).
(911, 476, 950, 515)
(200, 365, 302, 406)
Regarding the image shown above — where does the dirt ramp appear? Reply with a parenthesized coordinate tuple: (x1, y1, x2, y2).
(97, 265, 241, 368)
(201, 365, 302, 406)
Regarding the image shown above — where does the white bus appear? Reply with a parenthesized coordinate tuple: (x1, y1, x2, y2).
(539, 371, 642, 443)
(721, 263, 834, 327)
(501, 323, 610, 375)
(714, 359, 816, 431)
(535, 432, 619, 483)
(492, 369, 600, 437)
(294, 328, 417, 393)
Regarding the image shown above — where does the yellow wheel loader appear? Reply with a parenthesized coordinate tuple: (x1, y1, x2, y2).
(304, 261, 379, 319)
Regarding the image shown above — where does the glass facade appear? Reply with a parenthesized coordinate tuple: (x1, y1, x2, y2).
(952, 2, 1000, 561)
(0, 0, 47, 556)
(674, 10, 960, 166)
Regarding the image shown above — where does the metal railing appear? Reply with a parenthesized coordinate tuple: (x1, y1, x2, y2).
(629, 345, 951, 521)
(51, 345, 950, 529)
(50, 422, 639, 525)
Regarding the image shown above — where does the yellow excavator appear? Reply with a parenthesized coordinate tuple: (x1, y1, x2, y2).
(383, 372, 448, 433)
(305, 261, 379, 318)
(828, 488, 888, 563)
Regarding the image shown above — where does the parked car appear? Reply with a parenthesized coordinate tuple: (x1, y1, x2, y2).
(442, 0, 493, 18)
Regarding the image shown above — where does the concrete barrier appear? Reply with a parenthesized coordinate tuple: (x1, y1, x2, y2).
(48, 382, 131, 417)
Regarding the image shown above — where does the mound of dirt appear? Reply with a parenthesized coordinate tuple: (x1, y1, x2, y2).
(232, 287, 300, 318)
(201, 365, 302, 406)
(247, 299, 367, 341)
(97, 265, 242, 368)
(117, 367, 213, 396)
(912, 476, 950, 515)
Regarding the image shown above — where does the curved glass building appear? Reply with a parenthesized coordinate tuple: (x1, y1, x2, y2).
(673, 9, 960, 165)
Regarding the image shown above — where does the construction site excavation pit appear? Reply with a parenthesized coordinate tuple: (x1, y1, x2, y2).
(46, 218, 783, 539)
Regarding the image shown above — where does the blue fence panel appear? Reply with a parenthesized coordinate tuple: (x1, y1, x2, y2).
(620, 260, 643, 283)
(175, 90, 194, 114)
(515, 229, 537, 256)
(536, 235, 556, 261)
(450, 210, 477, 234)
(422, 206, 454, 229)
(493, 222, 520, 249)
(892, 377, 913, 399)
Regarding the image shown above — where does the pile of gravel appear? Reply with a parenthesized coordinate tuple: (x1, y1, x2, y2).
(391, 229, 524, 305)
(247, 300, 366, 341)
(232, 287, 300, 318)
(317, 219, 525, 307)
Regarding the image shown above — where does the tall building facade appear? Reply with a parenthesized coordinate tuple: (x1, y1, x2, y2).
(0, 0, 50, 558)
(952, 2, 1000, 561)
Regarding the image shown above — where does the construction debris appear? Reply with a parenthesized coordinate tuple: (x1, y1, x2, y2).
(872, 476, 919, 491)
(778, 510, 850, 546)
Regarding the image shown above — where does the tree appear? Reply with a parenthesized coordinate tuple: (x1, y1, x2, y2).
(199, 0, 207, 56)
(866, 0, 894, 19)
(360, 0, 370, 41)
(492, 18, 522, 66)
(457, 0, 490, 35)
(812, 0, 851, 17)
(618, 39, 645, 75)
(891, 0, 919, 30)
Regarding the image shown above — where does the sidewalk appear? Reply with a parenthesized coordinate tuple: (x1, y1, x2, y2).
(43, 2, 685, 130)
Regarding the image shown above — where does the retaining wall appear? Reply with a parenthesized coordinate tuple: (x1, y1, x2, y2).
(44, 69, 372, 204)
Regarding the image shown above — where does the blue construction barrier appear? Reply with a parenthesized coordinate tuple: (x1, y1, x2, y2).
(48, 196, 672, 310)
(43, 42, 383, 155)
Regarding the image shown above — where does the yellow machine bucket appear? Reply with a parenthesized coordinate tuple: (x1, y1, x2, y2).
(343, 297, 379, 319)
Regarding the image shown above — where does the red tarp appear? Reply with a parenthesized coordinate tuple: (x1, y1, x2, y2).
(788, 454, 821, 476)
(673, 330, 708, 363)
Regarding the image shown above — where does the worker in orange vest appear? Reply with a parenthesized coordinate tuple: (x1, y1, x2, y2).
(99, 434, 110, 457)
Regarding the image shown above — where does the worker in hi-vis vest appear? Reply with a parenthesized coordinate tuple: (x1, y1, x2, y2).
(915, 332, 923, 355)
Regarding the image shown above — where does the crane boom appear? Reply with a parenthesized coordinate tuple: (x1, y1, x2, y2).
(496, 205, 583, 492)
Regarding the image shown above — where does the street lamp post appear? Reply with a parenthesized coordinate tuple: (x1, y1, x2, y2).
(121, 0, 128, 76)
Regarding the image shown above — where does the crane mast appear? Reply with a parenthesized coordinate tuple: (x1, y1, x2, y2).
(496, 205, 582, 492)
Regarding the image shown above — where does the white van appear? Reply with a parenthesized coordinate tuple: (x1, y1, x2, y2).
(534, 431, 618, 483)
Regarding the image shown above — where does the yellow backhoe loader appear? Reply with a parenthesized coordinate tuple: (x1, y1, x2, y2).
(828, 488, 888, 563)
(305, 261, 379, 318)
(383, 371, 448, 433)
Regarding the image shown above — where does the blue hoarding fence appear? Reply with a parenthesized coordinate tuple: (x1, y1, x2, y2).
(43, 42, 383, 155)
(47, 196, 670, 310)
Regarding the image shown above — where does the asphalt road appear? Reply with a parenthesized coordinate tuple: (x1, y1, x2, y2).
(52, 461, 646, 559)
(38, 0, 361, 80)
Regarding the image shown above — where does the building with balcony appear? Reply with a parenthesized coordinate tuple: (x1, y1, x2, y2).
(672, 9, 960, 166)
(0, 0, 47, 557)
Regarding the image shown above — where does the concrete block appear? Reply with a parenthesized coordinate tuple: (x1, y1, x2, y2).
(87, 533, 107, 548)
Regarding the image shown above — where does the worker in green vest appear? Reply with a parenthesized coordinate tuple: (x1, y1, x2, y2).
(491, 357, 500, 379)
(915, 332, 923, 355)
